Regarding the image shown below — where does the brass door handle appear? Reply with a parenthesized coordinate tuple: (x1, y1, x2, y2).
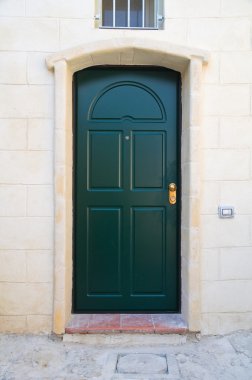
(169, 183, 177, 205)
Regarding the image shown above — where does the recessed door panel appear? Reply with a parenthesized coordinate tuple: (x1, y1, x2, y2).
(90, 82, 165, 120)
(131, 207, 165, 295)
(87, 207, 122, 296)
(132, 132, 165, 189)
(88, 131, 122, 190)
(74, 66, 180, 312)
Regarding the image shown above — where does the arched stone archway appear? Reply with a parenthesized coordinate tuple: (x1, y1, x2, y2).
(47, 38, 209, 334)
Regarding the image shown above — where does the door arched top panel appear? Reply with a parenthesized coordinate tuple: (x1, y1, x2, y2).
(89, 81, 166, 121)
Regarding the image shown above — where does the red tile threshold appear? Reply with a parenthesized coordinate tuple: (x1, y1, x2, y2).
(65, 314, 188, 334)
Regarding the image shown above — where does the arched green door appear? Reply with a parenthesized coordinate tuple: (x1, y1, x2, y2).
(74, 67, 180, 312)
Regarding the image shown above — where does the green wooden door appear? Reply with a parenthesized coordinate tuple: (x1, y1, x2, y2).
(74, 67, 180, 312)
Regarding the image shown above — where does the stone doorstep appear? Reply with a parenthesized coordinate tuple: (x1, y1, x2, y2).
(63, 332, 187, 346)
(65, 314, 188, 334)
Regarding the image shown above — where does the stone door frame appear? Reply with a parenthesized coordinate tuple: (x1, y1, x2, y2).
(47, 38, 209, 334)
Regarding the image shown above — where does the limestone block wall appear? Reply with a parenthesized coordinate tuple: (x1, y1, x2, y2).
(0, 0, 252, 334)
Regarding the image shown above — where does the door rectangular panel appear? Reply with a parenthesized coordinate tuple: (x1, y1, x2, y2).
(87, 207, 122, 295)
(131, 207, 165, 295)
(88, 131, 122, 190)
(132, 132, 165, 189)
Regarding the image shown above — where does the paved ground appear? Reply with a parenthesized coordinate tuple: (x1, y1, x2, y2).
(0, 330, 252, 380)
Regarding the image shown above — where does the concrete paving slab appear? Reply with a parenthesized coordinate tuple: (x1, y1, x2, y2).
(0, 331, 252, 379)
(116, 353, 168, 374)
(229, 331, 252, 358)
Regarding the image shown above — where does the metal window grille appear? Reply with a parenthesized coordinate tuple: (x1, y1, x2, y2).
(96, 0, 164, 29)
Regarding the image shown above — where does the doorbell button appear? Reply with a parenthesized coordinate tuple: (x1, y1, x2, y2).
(218, 206, 234, 218)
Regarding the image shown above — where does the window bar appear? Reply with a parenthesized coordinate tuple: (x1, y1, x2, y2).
(154, 0, 157, 28)
(97, 0, 101, 25)
(142, 0, 145, 28)
(113, 0, 116, 27)
(128, 0, 130, 28)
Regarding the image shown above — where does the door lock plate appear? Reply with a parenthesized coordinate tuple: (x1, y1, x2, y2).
(169, 183, 177, 205)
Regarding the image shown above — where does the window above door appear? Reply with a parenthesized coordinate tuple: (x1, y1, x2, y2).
(95, 0, 164, 29)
